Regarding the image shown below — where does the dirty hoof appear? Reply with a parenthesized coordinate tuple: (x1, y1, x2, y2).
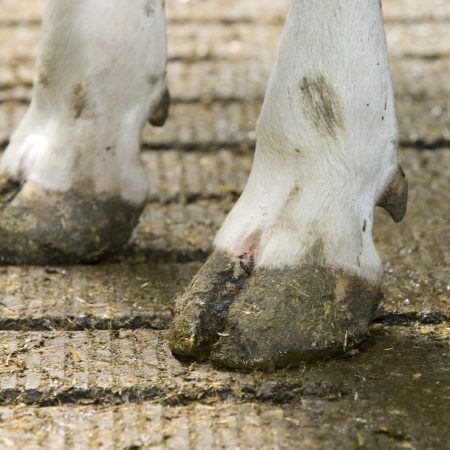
(0, 178, 143, 264)
(170, 252, 382, 371)
(169, 252, 250, 360)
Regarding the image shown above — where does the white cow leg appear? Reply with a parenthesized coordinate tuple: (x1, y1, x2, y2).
(0, 0, 168, 264)
(170, 0, 407, 369)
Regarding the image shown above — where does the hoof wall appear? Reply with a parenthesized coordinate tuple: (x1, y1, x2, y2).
(170, 252, 382, 371)
(0, 179, 143, 264)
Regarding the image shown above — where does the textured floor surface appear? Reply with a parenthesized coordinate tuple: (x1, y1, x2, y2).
(0, 0, 449, 448)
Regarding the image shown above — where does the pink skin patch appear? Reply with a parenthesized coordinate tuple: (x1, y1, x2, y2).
(12, 137, 37, 182)
(229, 230, 262, 266)
(15, 152, 28, 181)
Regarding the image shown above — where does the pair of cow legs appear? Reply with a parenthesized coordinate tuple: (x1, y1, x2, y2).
(0, 0, 407, 370)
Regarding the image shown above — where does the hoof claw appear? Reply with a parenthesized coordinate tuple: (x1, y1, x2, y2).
(0, 179, 143, 264)
(169, 252, 250, 360)
(170, 252, 382, 371)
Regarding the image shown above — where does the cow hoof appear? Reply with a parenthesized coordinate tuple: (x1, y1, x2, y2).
(170, 251, 382, 371)
(0, 178, 143, 264)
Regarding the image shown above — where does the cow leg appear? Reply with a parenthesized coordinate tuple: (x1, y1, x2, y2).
(0, 0, 168, 264)
(170, 0, 407, 370)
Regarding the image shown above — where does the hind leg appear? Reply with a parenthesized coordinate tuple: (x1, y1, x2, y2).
(0, 0, 169, 264)
(170, 0, 407, 370)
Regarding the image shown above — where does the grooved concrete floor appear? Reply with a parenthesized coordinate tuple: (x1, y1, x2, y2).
(0, 0, 449, 449)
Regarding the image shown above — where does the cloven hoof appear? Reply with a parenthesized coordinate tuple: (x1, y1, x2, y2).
(170, 251, 382, 371)
(0, 178, 143, 265)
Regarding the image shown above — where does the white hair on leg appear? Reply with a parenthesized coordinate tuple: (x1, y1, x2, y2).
(1, 0, 168, 205)
(214, 0, 405, 285)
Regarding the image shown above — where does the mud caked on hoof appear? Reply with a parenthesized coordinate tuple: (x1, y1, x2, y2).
(170, 252, 382, 371)
(169, 252, 251, 361)
(210, 266, 382, 370)
(0, 178, 143, 264)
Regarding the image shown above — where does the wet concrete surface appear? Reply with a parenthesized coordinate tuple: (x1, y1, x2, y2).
(0, 0, 449, 448)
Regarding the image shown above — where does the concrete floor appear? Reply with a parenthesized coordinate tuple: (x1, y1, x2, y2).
(0, 0, 449, 448)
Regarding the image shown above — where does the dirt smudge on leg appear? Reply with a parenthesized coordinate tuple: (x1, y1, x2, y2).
(144, 0, 156, 17)
(71, 83, 89, 119)
(299, 75, 344, 140)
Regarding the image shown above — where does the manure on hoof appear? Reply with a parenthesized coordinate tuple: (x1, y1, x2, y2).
(170, 252, 382, 371)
